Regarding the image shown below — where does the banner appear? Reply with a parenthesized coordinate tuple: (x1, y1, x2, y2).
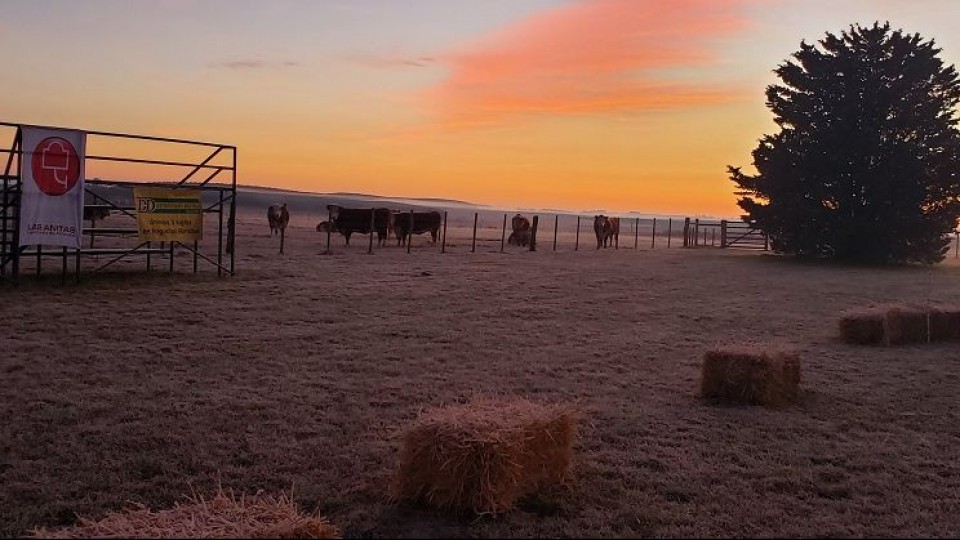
(134, 187, 203, 242)
(18, 127, 86, 248)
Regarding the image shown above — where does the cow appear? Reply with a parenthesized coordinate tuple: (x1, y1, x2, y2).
(267, 204, 283, 236)
(507, 214, 531, 247)
(278, 203, 290, 234)
(326, 205, 394, 247)
(605, 216, 620, 248)
(593, 215, 608, 249)
(593, 215, 621, 248)
(393, 210, 442, 247)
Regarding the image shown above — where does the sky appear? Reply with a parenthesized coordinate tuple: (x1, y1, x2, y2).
(4, 0, 960, 218)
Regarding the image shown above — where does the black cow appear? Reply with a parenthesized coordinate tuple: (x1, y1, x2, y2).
(507, 214, 531, 247)
(393, 210, 442, 246)
(327, 205, 394, 247)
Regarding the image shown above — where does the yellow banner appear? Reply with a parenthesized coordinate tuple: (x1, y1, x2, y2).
(134, 187, 203, 242)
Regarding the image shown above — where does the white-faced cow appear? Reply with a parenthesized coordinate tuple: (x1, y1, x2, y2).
(507, 214, 531, 247)
(327, 205, 394, 246)
(593, 215, 621, 249)
(393, 210, 442, 246)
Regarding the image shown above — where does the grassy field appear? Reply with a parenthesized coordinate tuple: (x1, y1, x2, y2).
(3, 211, 960, 538)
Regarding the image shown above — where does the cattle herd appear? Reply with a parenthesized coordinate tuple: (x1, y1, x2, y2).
(314, 205, 441, 247)
(271, 204, 624, 250)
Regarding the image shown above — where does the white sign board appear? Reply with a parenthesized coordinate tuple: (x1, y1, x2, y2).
(18, 127, 86, 248)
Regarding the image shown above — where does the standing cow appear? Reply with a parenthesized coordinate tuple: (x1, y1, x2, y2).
(507, 214, 531, 247)
(605, 217, 620, 248)
(593, 215, 621, 248)
(327, 205, 394, 246)
(393, 210, 442, 247)
(267, 204, 283, 236)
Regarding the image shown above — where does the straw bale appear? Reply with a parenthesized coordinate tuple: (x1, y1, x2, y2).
(390, 397, 578, 515)
(882, 305, 932, 345)
(700, 348, 801, 408)
(929, 307, 960, 341)
(839, 303, 960, 345)
(838, 309, 885, 344)
(30, 488, 340, 539)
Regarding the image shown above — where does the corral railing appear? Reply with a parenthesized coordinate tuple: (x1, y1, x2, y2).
(0, 122, 237, 284)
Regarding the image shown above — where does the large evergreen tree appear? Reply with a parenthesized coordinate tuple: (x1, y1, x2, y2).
(729, 22, 960, 263)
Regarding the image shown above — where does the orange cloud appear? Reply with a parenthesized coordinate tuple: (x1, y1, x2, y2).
(425, 0, 754, 127)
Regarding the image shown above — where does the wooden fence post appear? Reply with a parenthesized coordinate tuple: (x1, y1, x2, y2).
(529, 215, 539, 251)
(650, 218, 657, 249)
(500, 213, 507, 253)
(694, 218, 700, 247)
(441, 211, 448, 254)
(367, 208, 375, 254)
(553, 214, 558, 251)
(667, 218, 673, 248)
(324, 207, 332, 255)
(720, 220, 728, 248)
(575, 216, 580, 250)
(471, 212, 478, 253)
(407, 210, 414, 254)
(683, 217, 690, 247)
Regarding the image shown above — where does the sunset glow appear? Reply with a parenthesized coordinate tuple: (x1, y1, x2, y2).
(5, 0, 960, 217)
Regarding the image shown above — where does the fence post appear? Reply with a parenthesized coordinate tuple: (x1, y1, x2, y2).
(441, 211, 448, 254)
(683, 217, 690, 247)
(711, 228, 716, 246)
(471, 212, 478, 253)
(366, 208, 376, 254)
(720, 220, 728, 248)
(324, 207, 332, 254)
(407, 210, 414, 254)
(530, 215, 539, 251)
(694, 218, 700, 247)
(667, 218, 673, 248)
(651, 218, 657, 249)
(575, 216, 580, 250)
(500, 213, 507, 253)
(764, 232, 769, 251)
(553, 214, 559, 251)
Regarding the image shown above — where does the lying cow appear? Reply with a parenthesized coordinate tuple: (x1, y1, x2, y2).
(327, 205, 394, 246)
(393, 210, 442, 246)
(507, 214, 531, 247)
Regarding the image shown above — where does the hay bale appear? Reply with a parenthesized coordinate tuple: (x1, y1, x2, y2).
(838, 308, 886, 344)
(390, 398, 578, 515)
(700, 348, 801, 408)
(30, 488, 340, 539)
(839, 304, 960, 345)
(929, 307, 960, 341)
(882, 305, 931, 345)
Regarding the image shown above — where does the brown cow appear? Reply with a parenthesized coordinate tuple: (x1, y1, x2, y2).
(507, 214, 531, 246)
(605, 216, 620, 248)
(267, 204, 283, 236)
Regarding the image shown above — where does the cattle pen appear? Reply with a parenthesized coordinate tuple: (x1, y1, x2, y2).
(0, 121, 237, 285)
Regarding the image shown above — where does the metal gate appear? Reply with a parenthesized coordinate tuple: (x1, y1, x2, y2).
(0, 122, 237, 284)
